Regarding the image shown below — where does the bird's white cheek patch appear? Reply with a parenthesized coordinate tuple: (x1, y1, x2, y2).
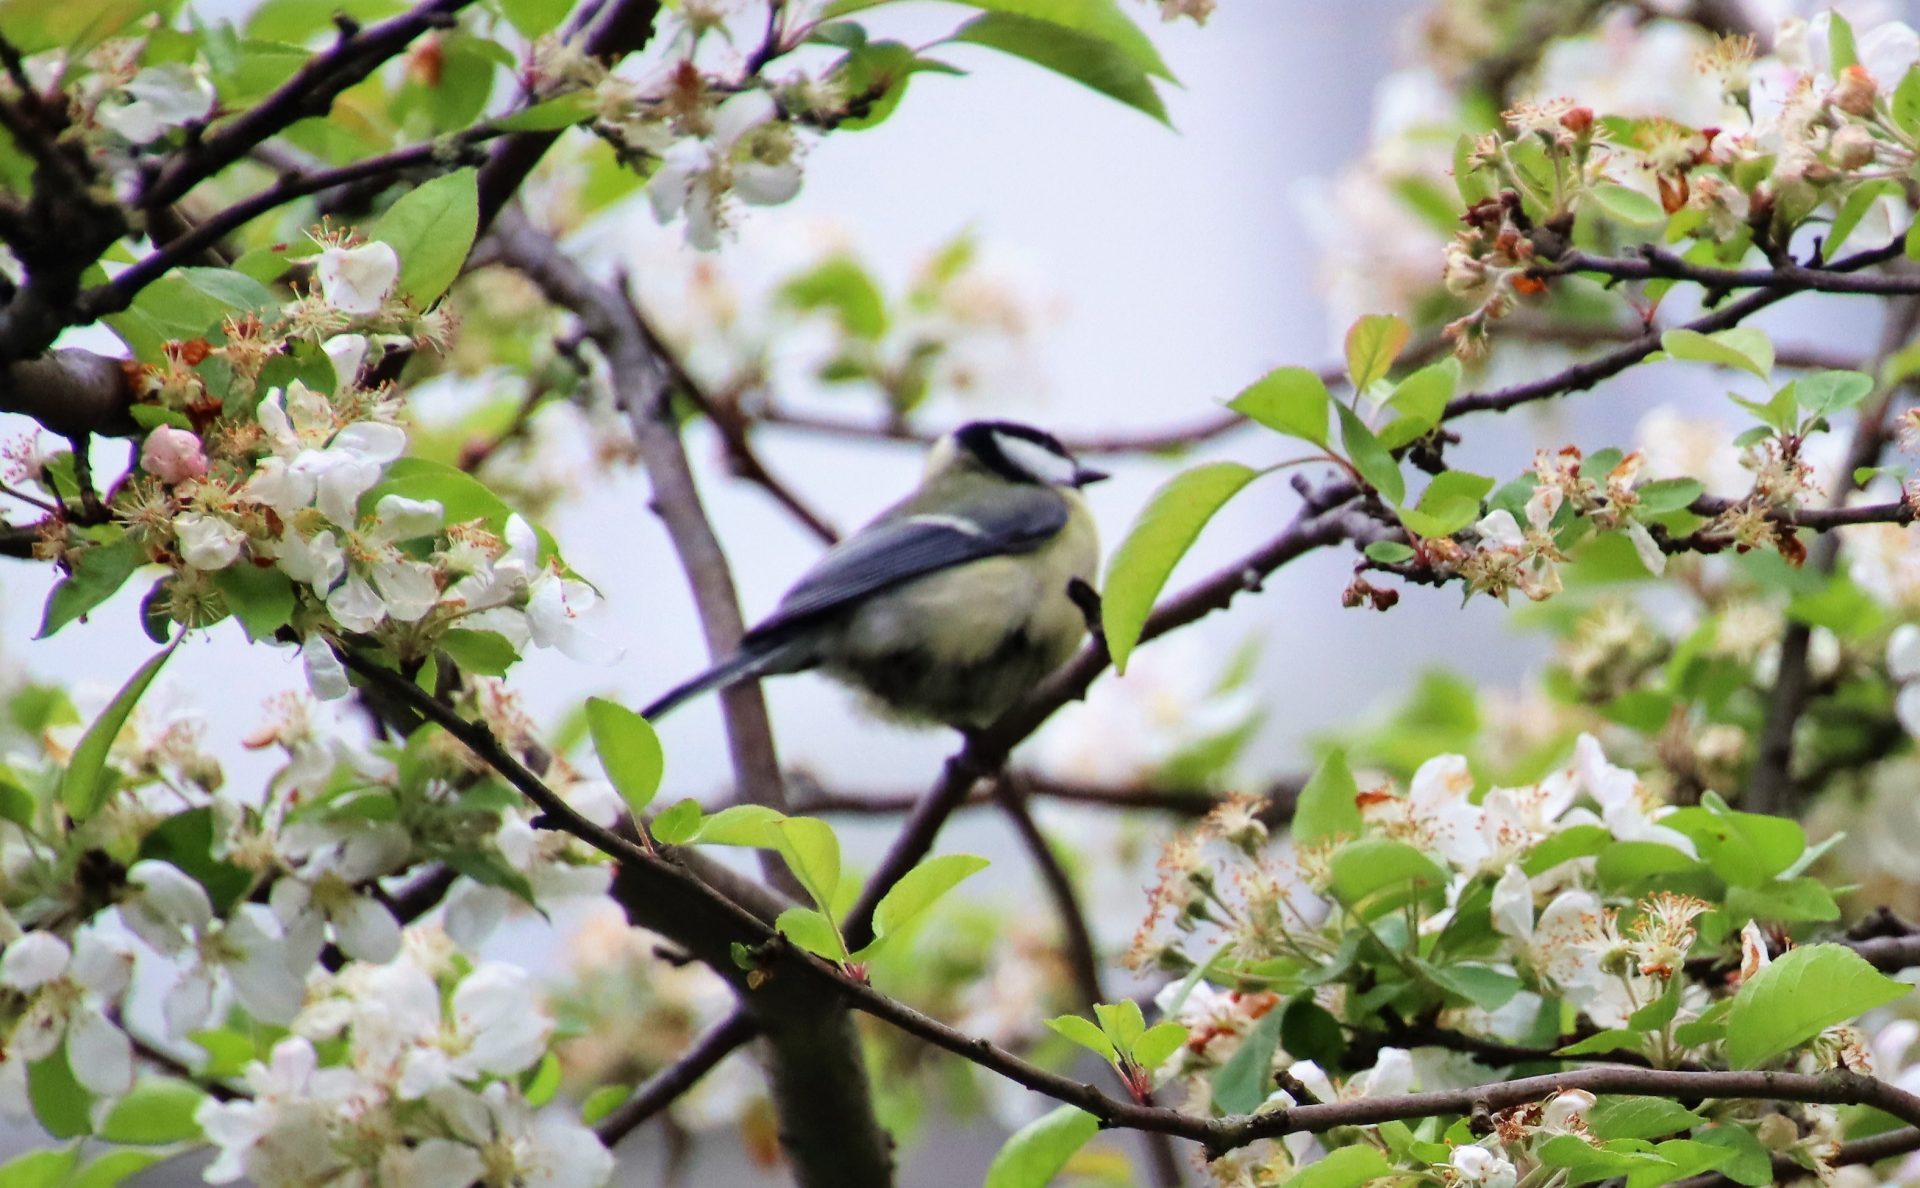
(994, 434, 1079, 485)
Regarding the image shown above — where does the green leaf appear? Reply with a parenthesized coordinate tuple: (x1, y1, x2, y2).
(1399, 469, 1494, 539)
(0, 0, 167, 53)
(1691, 1126, 1773, 1187)
(1628, 1140, 1732, 1188)
(870, 853, 989, 942)
(1425, 962, 1522, 1011)
(648, 798, 703, 845)
(586, 697, 665, 817)
(1539, 1135, 1674, 1183)
(1093, 999, 1146, 1050)
(1828, 179, 1902, 255)
(1280, 996, 1344, 1067)
(62, 642, 176, 820)
(1661, 327, 1773, 381)
(1795, 369, 1876, 417)
(1725, 877, 1839, 923)
(0, 1148, 79, 1188)
(1636, 478, 1703, 514)
(0, 777, 34, 827)
(580, 1083, 630, 1126)
(1329, 838, 1448, 915)
(1665, 795, 1805, 888)
(210, 563, 295, 642)
(1229, 366, 1330, 448)
(1345, 313, 1410, 390)
(1830, 10, 1859, 73)
(982, 1105, 1099, 1188)
(682, 803, 788, 847)
(38, 534, 142, 638)
(1588, 1096, 1706, 1142)
(437, 628, 519, 677)
(1726, 943, 1910, 1067)
(954, 15, 1167, 124)
(776, 906, 849, 962)
(1100, 462, 1259, 674)
(929, 0, 1172, 80)
(1045, 1014, 1118, 1064)
(1454, 132, 1490, 206)
(1378, 358, 1460, 447)
(1589, 183, 1666, 226)
(97, 1075, 206, 1144)
(1294, 750, 1361, 843)
(28, 1046, 92, 1138)
(521, 1051, 561, 1107)
(1364, 541, 1415, 564)
(368, 168, 479, 307)
(1595, 840, 1702, 890)
(493, 91, 597, 131)
(1210, 1007, 1285, 1114)
(70, 1150, 167, 1188)
(1279, 1145, 1392, 1188)
(774, 816, 842, 911)
(779, 257, 887, 338)
(1896, 66, 1920, 136)
(1557, 1029, 1644, 1057)
(1335, 404, 1404, 505)
(1132, 1021, 1188, 1072)
(498, 0, 572, 38)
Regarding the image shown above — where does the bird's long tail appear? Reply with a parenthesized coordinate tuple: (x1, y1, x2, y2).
(641, 639, 810, 721)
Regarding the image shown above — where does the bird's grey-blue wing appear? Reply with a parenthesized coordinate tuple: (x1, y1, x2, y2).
(743, 488, 1067, 644)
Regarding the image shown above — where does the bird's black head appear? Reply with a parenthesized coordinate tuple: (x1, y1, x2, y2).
(952, 421, 1108, 487)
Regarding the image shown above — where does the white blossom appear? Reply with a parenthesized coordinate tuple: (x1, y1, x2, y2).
(97, 64, 215, 144)
(315, 241, 400, 316)
(0, 930, 135, 1097)
(243, 381, 406, 526)
(648, 91, 804, 249)
(175, 512, 247, 571)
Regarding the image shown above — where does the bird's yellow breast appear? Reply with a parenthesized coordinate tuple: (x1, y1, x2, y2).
(827, 492, 1099, 727)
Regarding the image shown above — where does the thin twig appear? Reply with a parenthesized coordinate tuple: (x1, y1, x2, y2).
(138, 0, 481, 211)
(594, 1009, 759, 1146)
(1449, 240, 1909, 420)
(81, 127, 508, 321)
(1551, 244, 1920, 297)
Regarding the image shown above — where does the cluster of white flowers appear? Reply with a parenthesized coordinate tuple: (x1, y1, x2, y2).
(84, 233, 620, 700)
(194, 928, 613, 1188)
(1137, 734, 1706, 1112)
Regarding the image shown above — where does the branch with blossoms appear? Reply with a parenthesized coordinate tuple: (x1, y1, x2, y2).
(22, 4, 1920, 1188)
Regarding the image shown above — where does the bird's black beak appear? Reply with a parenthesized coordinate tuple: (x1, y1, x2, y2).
(1072, 466, 1109, 487)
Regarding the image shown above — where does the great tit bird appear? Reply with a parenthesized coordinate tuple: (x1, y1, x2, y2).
(643, 420, 1106, 729)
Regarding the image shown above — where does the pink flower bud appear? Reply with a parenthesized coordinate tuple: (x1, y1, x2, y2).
(1833, 64, 1877, 116)
(140, 425, 208, 485)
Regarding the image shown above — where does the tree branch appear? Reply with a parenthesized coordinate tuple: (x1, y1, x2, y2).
(1551, 244, 1920, 297)
(81, 126, 508, 323)
(334, 644, 893, 1186)
(593, 1008, 758, 1146)
(1447, 240, 1909, 420)
(138, 0, 481, 212)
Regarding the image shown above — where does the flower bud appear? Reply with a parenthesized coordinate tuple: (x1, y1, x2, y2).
(1833, 65, 1877, 116)
(1830, 124, 1877, 169)
(140, 425, 208, 485)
